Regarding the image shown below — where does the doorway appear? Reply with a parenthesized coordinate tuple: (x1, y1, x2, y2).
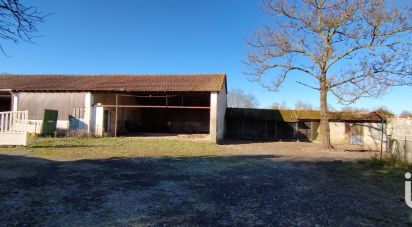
(0, 93, 11, 112)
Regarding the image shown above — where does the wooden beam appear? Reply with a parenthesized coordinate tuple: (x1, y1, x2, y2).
(100, 105, 210, 109)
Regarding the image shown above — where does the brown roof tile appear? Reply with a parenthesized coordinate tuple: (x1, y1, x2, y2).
(226, 108, 298, 122)
(227, 108, 383, 123)
(0, 74, 226, 92)
(295, 110, 384, 122)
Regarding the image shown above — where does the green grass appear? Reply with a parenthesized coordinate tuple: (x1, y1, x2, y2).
(0, 137, 220, 161)
(327, 155, 411, 196)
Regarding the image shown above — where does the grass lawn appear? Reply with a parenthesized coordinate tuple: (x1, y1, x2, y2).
(0, 136, 221, 160)
(326, 158, 410, 198)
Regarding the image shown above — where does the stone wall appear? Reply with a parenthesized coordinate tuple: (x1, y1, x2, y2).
(317, 122, 386, 151)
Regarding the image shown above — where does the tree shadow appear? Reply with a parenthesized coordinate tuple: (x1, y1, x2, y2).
(221, 138, 312, 145)
(29, 144, 100, 149)
(0, 154, 407, 226)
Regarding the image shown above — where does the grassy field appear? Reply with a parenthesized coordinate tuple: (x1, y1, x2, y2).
(0, 136, 220, 161)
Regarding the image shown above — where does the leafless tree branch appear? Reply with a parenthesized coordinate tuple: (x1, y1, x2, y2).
(245, 0, 412, 149)
(0, 0, 46, 54)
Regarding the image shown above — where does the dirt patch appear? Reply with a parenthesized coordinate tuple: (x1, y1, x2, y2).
(221, 140, 378, 161)
(0, 141, 409, 225)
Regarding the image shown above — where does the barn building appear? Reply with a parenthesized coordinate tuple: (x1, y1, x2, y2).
(0, 74, 227, 143)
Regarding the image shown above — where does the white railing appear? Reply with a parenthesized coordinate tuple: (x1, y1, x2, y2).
(0, 111, 28, 146)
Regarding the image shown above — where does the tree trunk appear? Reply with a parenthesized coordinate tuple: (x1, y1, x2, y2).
(320, 80, 332, 150)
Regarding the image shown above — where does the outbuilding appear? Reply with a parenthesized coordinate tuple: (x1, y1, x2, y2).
(225, 108, 386, 150)
(0, 74, 227, 143)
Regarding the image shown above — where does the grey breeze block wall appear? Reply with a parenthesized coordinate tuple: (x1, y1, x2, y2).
(387, 118, 412, 162)
(388, 118, 412, 141)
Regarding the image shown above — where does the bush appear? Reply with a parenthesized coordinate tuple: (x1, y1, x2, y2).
(368, 153, 410, 170)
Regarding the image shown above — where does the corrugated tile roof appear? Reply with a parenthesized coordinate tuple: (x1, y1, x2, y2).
(226, 108, 298, 122)
(295, 110, 320, 120)
(0, 74, 226, 92)
(294, 110, 383, 122)
(226, 108, 383, 122)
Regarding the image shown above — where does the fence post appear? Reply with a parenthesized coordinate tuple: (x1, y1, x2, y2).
(406, 136, 408, 163)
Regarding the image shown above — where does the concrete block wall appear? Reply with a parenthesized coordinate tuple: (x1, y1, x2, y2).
(329, 122, 347, 144)
(317, 122, 386, 151)
(388, 118, 412, 141)
(363, 123, 386, 151)
(387, 118, 412, 162)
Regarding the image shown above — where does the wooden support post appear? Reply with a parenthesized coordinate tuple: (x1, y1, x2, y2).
(166, 95, 168, 107)
(295, 123, 298, 141)
(310, 122, 312, 140)
(115, 93, 118, 137)
(264, 120, 267, 138)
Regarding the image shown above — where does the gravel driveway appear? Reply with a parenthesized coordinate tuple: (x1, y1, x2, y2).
(0, 141, 409, 226)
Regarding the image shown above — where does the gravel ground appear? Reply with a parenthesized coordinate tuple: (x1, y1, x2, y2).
(0, 141, 409, 226)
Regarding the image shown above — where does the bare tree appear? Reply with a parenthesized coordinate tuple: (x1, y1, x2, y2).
(227, 88, 260, 108)
(340, 106, 369, 112)
(246, 0, 411, 149)
(270, 100, 288, 109)
(373, 106, 395, 117)
(400, 110, 412, 118)
(295, 101, 315, 110)
(0, 0, 45, 53)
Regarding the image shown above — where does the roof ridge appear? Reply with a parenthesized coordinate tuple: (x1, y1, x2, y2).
(0, 73, 226, 77)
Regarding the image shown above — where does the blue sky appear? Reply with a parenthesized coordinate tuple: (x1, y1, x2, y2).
(1, 0, 411, 114)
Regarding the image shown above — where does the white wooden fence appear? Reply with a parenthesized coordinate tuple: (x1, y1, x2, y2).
(0, 111, 28, 146)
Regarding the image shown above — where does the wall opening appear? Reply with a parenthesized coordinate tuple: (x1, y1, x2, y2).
(93, 92, 211, 136)
(0, 93, 11, 112)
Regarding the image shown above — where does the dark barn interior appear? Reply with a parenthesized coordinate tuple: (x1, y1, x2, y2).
(297, 121, 320, 141)
(0, 93, 11, 112)
(225, 108, 300, 141)
(134, 108, 209, 134)
(94, 92, 211, 135)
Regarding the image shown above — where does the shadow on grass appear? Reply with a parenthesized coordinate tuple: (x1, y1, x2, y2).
(220, 138, 311, 145)
(0, 154, 408, 226)
(28, 144, 101, 149)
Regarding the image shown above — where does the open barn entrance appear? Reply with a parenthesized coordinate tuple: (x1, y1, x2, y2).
(93, 92, 211, 136)
(0, 92, 11, 112)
